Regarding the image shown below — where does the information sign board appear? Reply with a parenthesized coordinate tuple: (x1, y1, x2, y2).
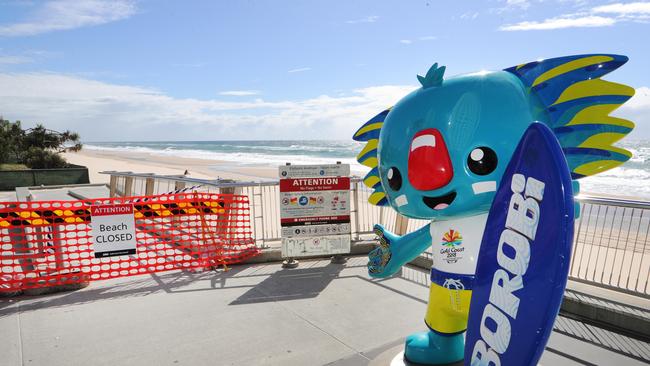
(90, 204, 137, 258)
(279, 164, 351, 258)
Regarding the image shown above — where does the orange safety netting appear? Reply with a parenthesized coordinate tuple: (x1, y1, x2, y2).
(0, 192, 258, 293)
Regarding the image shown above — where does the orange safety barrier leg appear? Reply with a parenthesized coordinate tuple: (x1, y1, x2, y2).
(195, 191, 230, 272)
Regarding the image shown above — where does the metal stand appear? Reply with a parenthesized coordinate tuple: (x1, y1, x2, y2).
(331, 254, 347, 264)
(282, 257, 299, 268)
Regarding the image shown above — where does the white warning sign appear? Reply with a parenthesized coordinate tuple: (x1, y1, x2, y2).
(90, 204, 137, 258)
(279, 164, 351, 258)
(282, 235, 351, 258)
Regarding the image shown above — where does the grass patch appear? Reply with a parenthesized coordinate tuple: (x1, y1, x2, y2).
(0, 164, 29, 171)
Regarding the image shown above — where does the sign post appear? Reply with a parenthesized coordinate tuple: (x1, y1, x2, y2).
(279, 163, 351, 267)
(90, 204, 137, 258)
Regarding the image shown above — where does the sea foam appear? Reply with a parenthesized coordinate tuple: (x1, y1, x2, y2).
(83, 139, 650, 199)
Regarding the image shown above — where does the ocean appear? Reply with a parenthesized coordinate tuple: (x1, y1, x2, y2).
(84, 139, 650, 199)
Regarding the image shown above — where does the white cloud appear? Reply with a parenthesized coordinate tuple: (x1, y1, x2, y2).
(0, 72, 415, 140)
(0, 55, 33, 64)
(460, 12, 480, 20)
(592, 2, 650, 15)
(345, 15, 379, 24)
(288, 67, 311, 73)
(2, 72, 648, 141)
(592, 1, 650, 21)
(618, 87, 650, 139)
(219, 90, 260, 96)
(556, 0, 590, 6)
(0, 0, 136, 37)
(500, 15, 616, 30)
(401, 36, 436, 45)
(500, 1, 650, 31)
(624, 87, 650, 109)
(492, 0, 534, 13)
(507, 0, 531, 9)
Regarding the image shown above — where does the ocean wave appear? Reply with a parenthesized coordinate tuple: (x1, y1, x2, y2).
(84, 143, 367, 173)
(581, 175, 650, 198)
(84, 140, 650, 198)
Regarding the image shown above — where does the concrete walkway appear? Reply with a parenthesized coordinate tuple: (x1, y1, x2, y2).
(1, 257, 648, 366)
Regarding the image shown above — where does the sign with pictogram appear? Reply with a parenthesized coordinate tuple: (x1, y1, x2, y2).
(279, 164, 351, 258)
(91, 204, 137, 258)
(279, 164, 350, 179)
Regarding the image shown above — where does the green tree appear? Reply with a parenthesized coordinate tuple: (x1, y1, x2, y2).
(0, 118, 25, 164)
(0, 117, 82, 169)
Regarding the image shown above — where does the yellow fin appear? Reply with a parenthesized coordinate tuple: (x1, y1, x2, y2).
(354, 122, 383, 139)
(574, 160, 627, 177)
(567, 104, 635, 128)
(552, 79, 634, 106)
(368, 191, 386, 205)
(356, 139, 378, 161)
(364, 175, 381, 189)
(578, 132, 630, 152)
(361, 157, 378, 168)
(532, 55, 613, 87)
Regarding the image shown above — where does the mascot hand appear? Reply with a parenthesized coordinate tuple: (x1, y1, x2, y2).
(368, 224, 400, 278)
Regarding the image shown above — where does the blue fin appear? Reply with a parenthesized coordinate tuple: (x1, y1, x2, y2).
(417, 63, 446, 89)
(505, 54, 635, 179)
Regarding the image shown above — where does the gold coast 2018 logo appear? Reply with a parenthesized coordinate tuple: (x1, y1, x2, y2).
(441, 230, 462, 247)
(440, 229, 464, 263)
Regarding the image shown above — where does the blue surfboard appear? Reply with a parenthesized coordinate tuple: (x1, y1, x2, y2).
(464, 123, 575, 366)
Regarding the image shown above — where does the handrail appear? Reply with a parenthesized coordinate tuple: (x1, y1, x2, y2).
(99, 170, 365, 187)
(100, 170, 650, 297)
(100, 172, 650, 206)
(576, 194, 650, 209)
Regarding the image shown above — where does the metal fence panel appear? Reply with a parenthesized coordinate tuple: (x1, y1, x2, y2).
(570, 197, 650, 296)
(99, 172, 650, 297)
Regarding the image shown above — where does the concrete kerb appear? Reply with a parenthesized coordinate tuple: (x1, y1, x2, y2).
(561, 284, 650, 342)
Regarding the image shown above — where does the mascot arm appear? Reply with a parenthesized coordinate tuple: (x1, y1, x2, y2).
(368, 223, 432, 278)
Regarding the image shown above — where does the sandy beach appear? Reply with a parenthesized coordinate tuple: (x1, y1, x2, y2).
(63, 149, 279, 184)
(64, 148, 648, 201)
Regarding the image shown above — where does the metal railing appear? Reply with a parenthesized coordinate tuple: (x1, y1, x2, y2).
(100, 171, 396, 247)
(571, 196, 650, 297)
(101, 171, 650, 297)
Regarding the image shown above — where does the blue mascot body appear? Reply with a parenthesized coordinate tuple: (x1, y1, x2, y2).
(353, 54, 635, 365)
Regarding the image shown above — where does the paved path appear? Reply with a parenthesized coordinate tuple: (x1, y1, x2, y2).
(1, 257, 647, 365)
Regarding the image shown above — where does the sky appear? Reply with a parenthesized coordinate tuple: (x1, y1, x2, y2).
(0, 0, 649, 141)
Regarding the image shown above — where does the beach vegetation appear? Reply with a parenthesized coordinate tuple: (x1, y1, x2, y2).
(0, 118, 82, 170)
(0, 164, 28, 170)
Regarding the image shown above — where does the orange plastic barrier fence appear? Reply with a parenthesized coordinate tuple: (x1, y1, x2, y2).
(0, 192, 258, 293)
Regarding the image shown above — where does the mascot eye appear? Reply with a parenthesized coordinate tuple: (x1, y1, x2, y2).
(387, 167, 402, 191)
(467, 147, 497, 175)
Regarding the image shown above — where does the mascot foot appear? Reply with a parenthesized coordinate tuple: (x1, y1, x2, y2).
(404, 330, 464, 365)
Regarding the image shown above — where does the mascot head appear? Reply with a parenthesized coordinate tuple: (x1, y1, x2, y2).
(354, 55, 635, 221)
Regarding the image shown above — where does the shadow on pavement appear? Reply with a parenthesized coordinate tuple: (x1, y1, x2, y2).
(230, 262, 345, 304)
(0, 266, 247, 318)
(0, 256, 430, 319)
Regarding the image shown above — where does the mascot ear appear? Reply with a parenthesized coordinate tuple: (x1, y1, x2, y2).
(505, 54, 635, 179)
(353, 109, 391, 206)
